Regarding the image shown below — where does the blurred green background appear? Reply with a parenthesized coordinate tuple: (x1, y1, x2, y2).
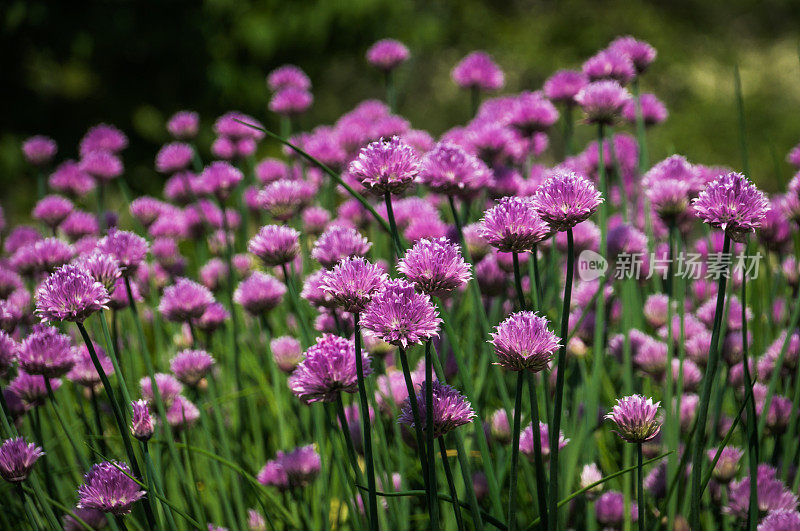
(3, 0, 800, 222)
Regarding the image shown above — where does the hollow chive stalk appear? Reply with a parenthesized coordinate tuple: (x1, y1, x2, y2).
(425, 340, 440, 530)
(688, 234, 731, 527)
(354, 312, 379, 531)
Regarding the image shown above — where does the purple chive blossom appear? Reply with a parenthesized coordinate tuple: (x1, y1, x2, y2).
(0, 437, 44, 483)
(130, 197, 166, 228)
(367, 39, 410, 71)
(49, 161, 96, 197)
(582, 50, 636, 85)
(451, 51, 505, 91)
(532, 170, 603, 231)
(167, 111, 200, 140)
(348, 136, 420, 195)
(33, 195, 74, 228)
(0, 267, 23, 299)
(60, 211, 99, 241)
(580, 464, 604, 499)
(312, 226, 372, 269)
(198, 161, 244, 200)
(12, 237, 75, 276)
(302, 206, 331, 236)
(165, 395, 200, 431)
(67, 342, 113, 388)
(596, 491, 638, 527)
(490, 312, 560, 372)
(725, 464, 799, 520)
(543, 70, 588, 106)
(692, 171, 770, 242)
(80, 124, 128, 156)
(248, 509, 267, 531)
(35, 263, 109, 323)
(8, 371, 61, 406)
(398, 380, 475, 438)
(248, 225, 300, 267)
(490, 409, 512, 444)
(269, 87, 313, 117)
(97, 229, 149, 276)
(19, 324, 75, 378)
(234, 272, 286, 315)
(267, 65, 312, 92)
(605, 394, 663, 443)
(608, 36, 657, 74)
(361, 279, 441, 348)
(519, 422, 570, 460)
(80, 150, 124, 182)
(140, 373, 183, 407)
(271, 336, 304, 373)
(575, 80, 632, 124)
(288, 333, 372, 403)
(258, 179, 315, 221)
(0, 331, 18, 376)
(170, 349, 215, 387)
(258, 445, 321, 490)
(622, 93, 667, 126)
(130, 399, 154, 442)
(155, 142, 194, 174)
(159, 278, 215, 323)
(509, 92, 560, 136)
(419, 142, 493, 197)
(758, 510, 800, 530)
(5, 225, 42, 255)
(397, 237, 472, 298)
(78, 461, 145, 515)
(479, 196, 552, 252)
(301, 269, 336, 308)
(22, 136, 57, 166)
(320, 257, 387, 313)
(707, 446, 743, 483)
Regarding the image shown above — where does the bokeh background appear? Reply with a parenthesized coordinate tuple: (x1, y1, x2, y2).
(3, 0, 800, 221)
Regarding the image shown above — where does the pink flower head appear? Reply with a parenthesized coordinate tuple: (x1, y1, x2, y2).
(692, 172, 770, 242)
(361, 279, 441, 348)
(288, 333, 371, 403)
(622, 93, 667, 126)
(158, 277, 215, 323)
(130, 399, 154, 441)
(33, 195, 74, 229)
(155, 142, 194, 174)
(366, 39, 410, 71)
(397, 237, 472, 298)
(35, 263, 109, 323)
(49, 160, 96, 197)
(479, 196, 552, 253)
(0, 437, 44, 483)
(491, 312, 560, 372)
(575, 80, 632, 124)
(80, 150, 123, 182)
(608, 36, 657, 74)
(269, 87, 313, 117)
(258, 179, 316, 221)
(532, 170, 603, 231)
(543, 70, 588, 106)
(398, 380, 475, 438)
(18, 324, 75, 377)
(582, 49, 635, 85)
(22, 136, 57, 166)
(167, 111, 200, 139)
(348, 136, 420, 195)
(198, 161, 243, 200)
(419, 142, 492, 197)
(234, 272, 286, 315)
(312, 226, 371, 269)
(248, 225, 300, 267)
(604, 394, 662, 443)
(321, 256, 388, 313)
(170, 349, 215, 387)
(452, 51, 505, 91)
(97, 229, 149, 276)
(267, 65, 311, 92)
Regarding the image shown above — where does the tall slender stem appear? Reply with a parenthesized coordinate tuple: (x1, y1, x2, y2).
(508, 372, 524, 531)
(439, 437, 465, 531)
(512, 252, 527, 311)
(689, 234, 731, 526)
(44, 378, 88, 469)
(397, 346, 431, 508)
(354, 312, 379, 531)
(527, 373, 549, 529)
(383, 192, 403, 257)
(334, 395, 364, 485)
(740, 252, 758, 531)
(425, 340, 440, 530)
(637, 443, 645, 531)
(548, 227, 574, 531)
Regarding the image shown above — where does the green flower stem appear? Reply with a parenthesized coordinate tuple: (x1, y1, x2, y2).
(75, 321, 158, 530)
(508, 372, 524, 531)
(16, 483, 40, 530)
(334, 395, 365, 486)
(689, 234, 731, 527)
(637, 443, 645, 531)
(44, 378, 88, 469)
(425, 340, 440, 530)
(180, 429, 208, 528)
(397, 345, 432, 512)
(143, 441, 177, 530)
(470, 86, 481, 118)
(354, 312, 379, 531)
(562, 105, 575, 157)
(631, 78, 649, 176)
(739, 253, 758, 531)
(383, 192, 403, 258)
(439, 436, 465, 531)
(548, 227, 574, 531)
(385, 70, 397, 113)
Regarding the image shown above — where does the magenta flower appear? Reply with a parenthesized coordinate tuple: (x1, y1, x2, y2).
(519, 422, 570, 460)
(258, 179, 315, 221)
(575, 80, 632, 124)
(49, 160, 96, 197)
(12, 237, 75, 276)
(213, 112, 265, 141)
(269, 87, 313, 117)
(0, 437, 44, 483)
(267, 65, 311, 92)
(248, 225, 300, 267)
(596, 491, 638, 527)
(288, 333, 371, 403)
(35, 263, 109, 323)
(419, 142, 492, 197)
(80, 124, 128, 156)
(80, 150, 123, 182)
(167, 111, 200, 140)
(692, 171, 770, 242)
(33, 195, 74, 228)
(256, 158, 289, 185)
(270, 336, 304, 373)
(97, 229, 149, 276)
(155, 142, 194, 174)
(130, 399, 154, 442)
(582, 50, 635, 85)
(170, 349, 215, 387)
(725, 464, 798, 520)
(604, 394, 662, 443)
(0, 331, 18, 377)
(397, 237, 471, 298)
(361, 279, 441, 348)
(508, 92, 560, 136)
(479, 196, 552, 253)
(258, 445, 320, 490)
(8, 371, 60, 407)
(707, 446, 743, 483)
(321, 257, 387, 313)
(367, 39, 410, 71)
(622, 93, 667, 126)
(608, 36, 657, 74)
(78, 461, 145, 515)
(165, 395, 200, 431)
(140, 373, 183, 407)
(195, 302, 229, 333)
(543, 70, 588, 106)
(348, 136, 420, 195)
(60, 211, 99, 241)
(490, 312, 560, 372)
(18, 324, 75, 377)
(451, 51, 505, 91)
(234, 272, 286, 315)
(532, 170, 603, 231)
(159, 278, 215, 323)
(758, 510, 800, 530)
(67, 342, 113, 388)
(198, 161, 243, 200)
(22, 136, 57, 166)
(398, 380, 475, 438)
(312, 226, 372, 269)
(302, 206, 331, 236)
